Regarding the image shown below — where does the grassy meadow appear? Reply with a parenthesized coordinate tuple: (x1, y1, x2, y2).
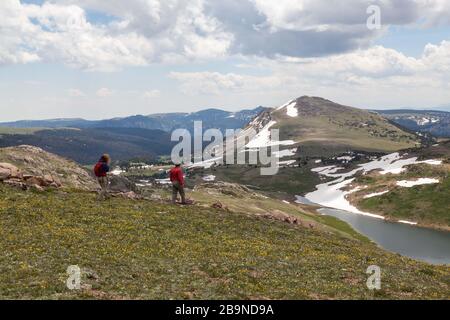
(0, 184, 448, 299)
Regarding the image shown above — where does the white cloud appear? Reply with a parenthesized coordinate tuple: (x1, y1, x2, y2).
(96, 87, 113, 97)
(418, 0, 450, 27)
(170, 41, 450, 108)
(0, 0, 232, 70)
(68, 88, 86, 97)
(142, 89, 160, 98)
(169, 71, 291, 95)
(1, 0, 449, 70)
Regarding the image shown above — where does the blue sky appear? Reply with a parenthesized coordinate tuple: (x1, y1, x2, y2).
(376, 25, 450, 57)
(1, 0, 450, 121)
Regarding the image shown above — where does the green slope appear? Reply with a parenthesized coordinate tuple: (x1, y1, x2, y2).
(350, 163, 450, 229)
(0, 184, 448, 299)
(272, 97, 421, 155)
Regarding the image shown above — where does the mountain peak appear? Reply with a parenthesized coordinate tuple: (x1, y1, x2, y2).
(295, 96, 338, 105)
(268, 96, 421, 155)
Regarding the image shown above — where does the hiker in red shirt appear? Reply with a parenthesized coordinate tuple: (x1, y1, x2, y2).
(169, 163, 186, 204)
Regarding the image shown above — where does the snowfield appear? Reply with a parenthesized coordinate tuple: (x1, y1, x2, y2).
(275, 99, 298, 117)
(286, 101, 298, 117)
(202, 175, 216, 182)
(305, 152, 443, 219)
(276, 100, 295, 111)
(396, 178, 439, 188)
(277, 160, 296, 166)
(244, 121, 295, 149)
(189, 157, 222, 169)
(155, 178, 172, 185)
(398, 220, 418, 225)
(187, 117, 296, 169)
(410, 116, 440, 126)
(111, 167, 124, 176)
(273, 148, 297, 158)
(306, 176, 384, 219)
(364, 190, 389, 199)
(311, 166, 345, 176)
(336, 156, 353, 161)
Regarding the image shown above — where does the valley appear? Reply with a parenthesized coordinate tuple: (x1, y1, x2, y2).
(0, 95, 449, 299)
(3, 0, 450, 304)
(0, 146, 449, 299)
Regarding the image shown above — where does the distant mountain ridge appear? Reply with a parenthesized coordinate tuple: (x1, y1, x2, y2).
(373, 109, 450, 138)
(0, 127, 175, 164)
(0, 107, 266, 134)
(0, 98, 435, 163)
(0, 107, 265, 164)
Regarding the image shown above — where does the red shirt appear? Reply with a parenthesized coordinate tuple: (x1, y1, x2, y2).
(169, 166, 184, 186)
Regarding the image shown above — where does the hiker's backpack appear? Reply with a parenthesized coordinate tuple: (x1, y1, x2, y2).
(94, 162, 105, 177)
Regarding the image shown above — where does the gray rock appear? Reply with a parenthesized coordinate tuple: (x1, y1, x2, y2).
(108, 175, 137, 193)
(0, 163, 21, 180)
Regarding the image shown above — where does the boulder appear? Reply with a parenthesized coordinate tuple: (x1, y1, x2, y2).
(24, 176, 49, 187)
(30, 184, 45, 192)
(108, 176, 137, 193)
(43, 174, 54, 184)
(0, 168, 10, 180)
(24, 176, 38, 186)
(43, 174, 62, 187)
(3, 179, 26, 190)
(211, 202, 223, 209)
(261, 210, 299, 225)
(0, 163, 21, 180)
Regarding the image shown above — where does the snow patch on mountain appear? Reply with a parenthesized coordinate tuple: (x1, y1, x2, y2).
(276, 100, 295, 111)
(408, 116, 440, 126)
(396, 178, 439, 188)
(305, 152, 443, 218)
(202, 175, 216, 182)
(273, 148, 297, 158)
(311, 166, 345, 176)
(398, 220, 418, 225)
(286, 101, 298, 117)
(189, 156, 222, 169)
(245, 121, 295, 149)
(277, 160, 296, 166)
(111, 167, 124, 176)
(363, 190, 389, 199)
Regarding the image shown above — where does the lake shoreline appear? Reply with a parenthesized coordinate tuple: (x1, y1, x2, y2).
(317, 207, 450, 265)
(296, 195, 450, 232)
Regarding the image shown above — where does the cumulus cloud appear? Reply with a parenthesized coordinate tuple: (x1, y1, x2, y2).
(0, 0, 232, 70)
(169, 71, 293, 95)
(1, 0, 449, 70)
(170, 41, 450, 107)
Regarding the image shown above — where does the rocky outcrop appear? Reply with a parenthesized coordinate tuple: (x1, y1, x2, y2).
(0, 145, 97, 190)
(0, 164, 63, 190)
(195, 181, 256, 198)
(108, 175, 137, 193)
(257, 210, 301, 225)
(211, 201, 228, 210)
(0, 163, 22, 180)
